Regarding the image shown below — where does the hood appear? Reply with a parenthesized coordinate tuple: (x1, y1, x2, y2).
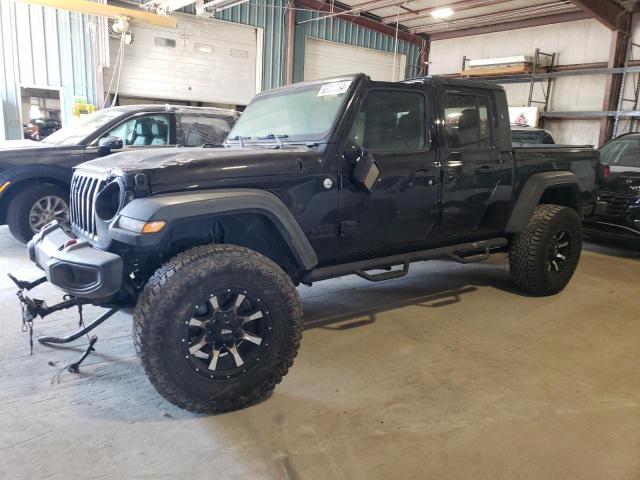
(0, 140, 83, 171)
(77, 146, 313, 193)
(604, 166, 640, 195)
(0, 139, 52, 151)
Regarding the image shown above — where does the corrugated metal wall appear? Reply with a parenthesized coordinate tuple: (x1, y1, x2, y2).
(294, 8, 422, 83)
(0, 1, 99, 139)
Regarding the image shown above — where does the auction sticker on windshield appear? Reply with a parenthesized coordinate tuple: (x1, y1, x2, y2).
(317, 81, 351, 97)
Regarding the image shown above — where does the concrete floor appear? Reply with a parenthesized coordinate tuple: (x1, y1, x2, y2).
(0, 226, 638, 480)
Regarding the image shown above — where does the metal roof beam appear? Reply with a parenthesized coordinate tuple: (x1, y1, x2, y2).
(429, 11, 590, 40)
(382, 0, 511, 23)
(570, 0, 630, 31)
(295, 0, 425, 45)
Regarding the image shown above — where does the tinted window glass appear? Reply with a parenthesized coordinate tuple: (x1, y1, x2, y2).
(350, 90, 426, 151)
(444, 94, 493, 149)
(105, 114, 171, 146)
(600, 138, 640, 167)
(177, 114, 234, 146)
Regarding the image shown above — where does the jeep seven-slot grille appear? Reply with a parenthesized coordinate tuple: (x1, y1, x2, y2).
(598, 191, 634, 217)
(70, 173, 106, 239)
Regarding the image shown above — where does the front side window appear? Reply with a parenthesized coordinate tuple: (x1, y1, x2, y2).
(444, 93, 494, 149)
(228, 80, 352, 142)
(104, 114, 171, 146)
(349, 90, 426, 151)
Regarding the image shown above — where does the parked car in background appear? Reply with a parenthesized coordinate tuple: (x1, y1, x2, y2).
(0, 105, 239, 243)
(583, 133, 640, 248)
(23, 118, 62, 141)
(511, 125, 555, 144)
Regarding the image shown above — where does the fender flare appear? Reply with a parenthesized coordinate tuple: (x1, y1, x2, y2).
(505, 171, 580, 233)
(115, 188, 319, 271)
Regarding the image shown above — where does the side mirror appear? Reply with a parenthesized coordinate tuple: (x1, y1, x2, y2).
(352, 151, 380, 193)
(98, 136, 123, 155)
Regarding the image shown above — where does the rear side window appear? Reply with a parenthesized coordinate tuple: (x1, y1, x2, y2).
(350, 90, 426, 151)
(177, 114, 234, 146)
(444, 93, 494, 149)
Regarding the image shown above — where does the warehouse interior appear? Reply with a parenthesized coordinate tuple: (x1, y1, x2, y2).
(0, 1, 639, 479)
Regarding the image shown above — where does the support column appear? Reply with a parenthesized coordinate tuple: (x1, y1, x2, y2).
(599, 18, 632, 146)
(285, 0, 295, 85)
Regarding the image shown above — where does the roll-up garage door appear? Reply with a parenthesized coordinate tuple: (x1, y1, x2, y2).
(303, 37, 406, 82)
(106, 16, 260, 105)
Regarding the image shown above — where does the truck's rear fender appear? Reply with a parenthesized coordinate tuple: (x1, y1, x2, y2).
(111, 188, 319, 277)
(505, 171, 581, 233)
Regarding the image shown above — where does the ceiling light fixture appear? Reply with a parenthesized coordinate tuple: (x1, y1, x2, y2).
(431, 7, 454, 18)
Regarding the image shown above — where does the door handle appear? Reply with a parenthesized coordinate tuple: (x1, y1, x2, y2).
(475, 165, 501, 175)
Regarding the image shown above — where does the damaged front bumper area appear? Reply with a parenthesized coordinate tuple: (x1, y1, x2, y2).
(28, 222, 124, 300)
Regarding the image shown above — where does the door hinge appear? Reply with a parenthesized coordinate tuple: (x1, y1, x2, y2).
(339, 221, 357, 237)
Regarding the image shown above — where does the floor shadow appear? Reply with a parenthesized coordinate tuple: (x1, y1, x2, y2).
(583, 239, 640, 260)
(302, 259, 519, 332)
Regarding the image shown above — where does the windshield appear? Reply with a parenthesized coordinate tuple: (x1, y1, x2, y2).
(599, 137, 640, 168)
(228, 80, 352, 143)
(43, 108, 127, 146)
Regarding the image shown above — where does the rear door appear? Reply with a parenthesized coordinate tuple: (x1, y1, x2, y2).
(438, 88, 505, 236)
(339, 84, 439, 252)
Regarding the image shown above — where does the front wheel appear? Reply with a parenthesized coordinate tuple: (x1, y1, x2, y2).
(6, 183, 69, 244)
(509, 204, 582, 296)
(133, 244, 303, 414)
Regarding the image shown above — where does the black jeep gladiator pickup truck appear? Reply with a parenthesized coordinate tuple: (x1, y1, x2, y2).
(18, 74, 601, 413)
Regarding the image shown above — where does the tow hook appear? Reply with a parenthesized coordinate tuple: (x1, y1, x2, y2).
(9, 273, 119, 373)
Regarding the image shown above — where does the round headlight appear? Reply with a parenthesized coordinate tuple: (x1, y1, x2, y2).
(95, 181, 123, 221)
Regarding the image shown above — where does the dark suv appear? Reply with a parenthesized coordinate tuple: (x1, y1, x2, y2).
(584, 133, 640, 247)
(0, 105, 238, 243)
(18, 74, 602, 414)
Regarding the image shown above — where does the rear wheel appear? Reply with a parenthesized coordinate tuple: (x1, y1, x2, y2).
(133, 244, 303, 414)
(6, 183, 69, 244)
(509, 204, 582, 296)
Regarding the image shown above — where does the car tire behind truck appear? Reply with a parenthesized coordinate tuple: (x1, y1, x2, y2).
(6, 183, 69, 244)
(133, 244, 303, 414)
(509, 204, 582, 296)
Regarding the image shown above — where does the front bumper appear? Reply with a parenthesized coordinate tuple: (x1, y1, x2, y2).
(28, 222, 124, 299)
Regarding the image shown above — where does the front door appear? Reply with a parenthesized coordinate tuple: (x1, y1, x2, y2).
(339, 86, 439, 253)
(439, 89, 504, 236)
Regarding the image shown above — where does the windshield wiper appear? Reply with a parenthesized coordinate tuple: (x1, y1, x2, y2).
(257, 133, 289, 148)
(227, 135, 251, 147)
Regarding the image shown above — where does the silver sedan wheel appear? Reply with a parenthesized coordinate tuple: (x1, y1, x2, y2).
(28, 195, 69, 234)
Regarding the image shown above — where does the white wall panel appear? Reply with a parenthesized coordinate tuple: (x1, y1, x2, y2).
(429, 19, 611, 75)
(303, 37, 406, 82)
(106, 16, 258, 106)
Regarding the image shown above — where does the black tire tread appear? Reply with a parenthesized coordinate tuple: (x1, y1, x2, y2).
(133, 244, 303, 414)
(509, 204, 581, 296)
